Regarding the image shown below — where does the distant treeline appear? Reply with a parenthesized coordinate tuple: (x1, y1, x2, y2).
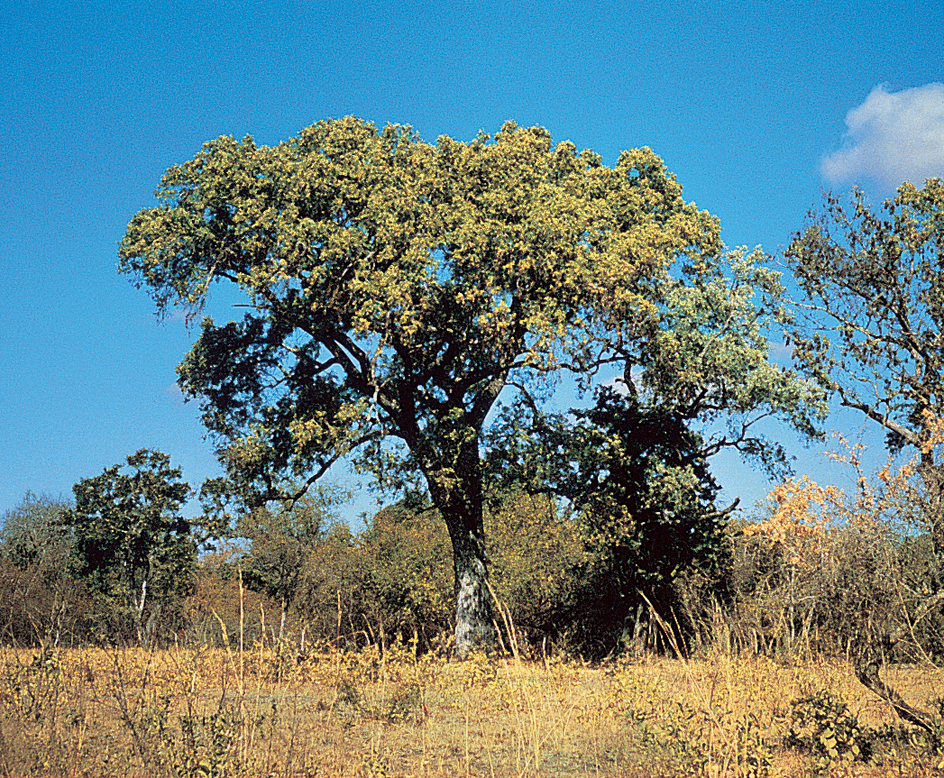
(3, 465, 942, 665)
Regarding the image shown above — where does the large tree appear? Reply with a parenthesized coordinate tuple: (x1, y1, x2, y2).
(119, 118, 786, 654)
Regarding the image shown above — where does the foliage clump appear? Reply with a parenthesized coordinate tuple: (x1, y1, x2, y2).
(785, 690, 872, 771)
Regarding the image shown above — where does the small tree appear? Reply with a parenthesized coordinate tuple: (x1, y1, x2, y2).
(237, 487, 342, 641)
(786, 180, 944, 560)
(291, 520, 358, 647)
(736, 476, 842, 654)
(356, 499, 454, 650)
(0, 492, 73, 569)
(65, 449, 195, 644)
(786, 180, 944, 729)
(485, 491, 583, 651)
(0, 493, 81, 645)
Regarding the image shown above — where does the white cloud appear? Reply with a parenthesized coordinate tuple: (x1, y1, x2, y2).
(821, 83, 944, 190)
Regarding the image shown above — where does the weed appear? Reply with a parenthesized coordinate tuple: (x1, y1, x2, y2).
(179, 701, 243, 777)
(358, 742, 390, 777)
(785, 689, 872, 773)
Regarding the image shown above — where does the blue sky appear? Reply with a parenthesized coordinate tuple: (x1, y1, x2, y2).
(1, 0, 942, 523)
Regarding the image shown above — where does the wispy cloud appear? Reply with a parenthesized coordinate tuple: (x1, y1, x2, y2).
(821, 83, 944, 191)
(164, 383, 186, 404)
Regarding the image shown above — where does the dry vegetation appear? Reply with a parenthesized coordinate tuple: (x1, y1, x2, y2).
(1, 640, 943, 778)
(6, 408, 944, 777)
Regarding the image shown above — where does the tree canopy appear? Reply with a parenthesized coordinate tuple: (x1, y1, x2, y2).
(65, 449, 195, 644)
(786, 179, 944, 557)
(120, 117, 819, 654)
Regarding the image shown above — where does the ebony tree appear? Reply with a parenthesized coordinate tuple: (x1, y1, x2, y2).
(120, 118, 812, 655)
(487, 249, 825, 654)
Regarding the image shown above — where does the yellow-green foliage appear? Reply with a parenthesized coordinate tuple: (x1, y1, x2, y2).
(485, 492, 584, 639)
(1, 645, 943, 777)
(357, 504, 454, 647)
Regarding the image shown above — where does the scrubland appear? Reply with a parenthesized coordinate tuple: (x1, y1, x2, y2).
(1, 642, 943, 777)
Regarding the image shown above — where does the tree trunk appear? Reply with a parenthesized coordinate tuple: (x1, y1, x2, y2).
(134, 577, 148, 647)
(447, 514, 494, 657)
(422, 438, 495, 658)
(851, 594, 944, 737)
(854, 653, 936, 734)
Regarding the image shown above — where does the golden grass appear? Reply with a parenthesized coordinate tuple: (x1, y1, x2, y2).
(0, 643, 941, 777)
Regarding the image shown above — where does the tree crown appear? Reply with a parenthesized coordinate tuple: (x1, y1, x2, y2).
(786, 179, 944, 452)
(120, 118, 722, 502)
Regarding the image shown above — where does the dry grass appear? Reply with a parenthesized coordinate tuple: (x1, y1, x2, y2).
(0, 643, 942, 777)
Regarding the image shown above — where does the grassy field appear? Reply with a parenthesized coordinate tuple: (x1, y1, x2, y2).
(0, 642, 942, 777)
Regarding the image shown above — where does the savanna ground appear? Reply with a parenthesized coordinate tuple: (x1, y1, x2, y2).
(1, 640, 943, 778)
